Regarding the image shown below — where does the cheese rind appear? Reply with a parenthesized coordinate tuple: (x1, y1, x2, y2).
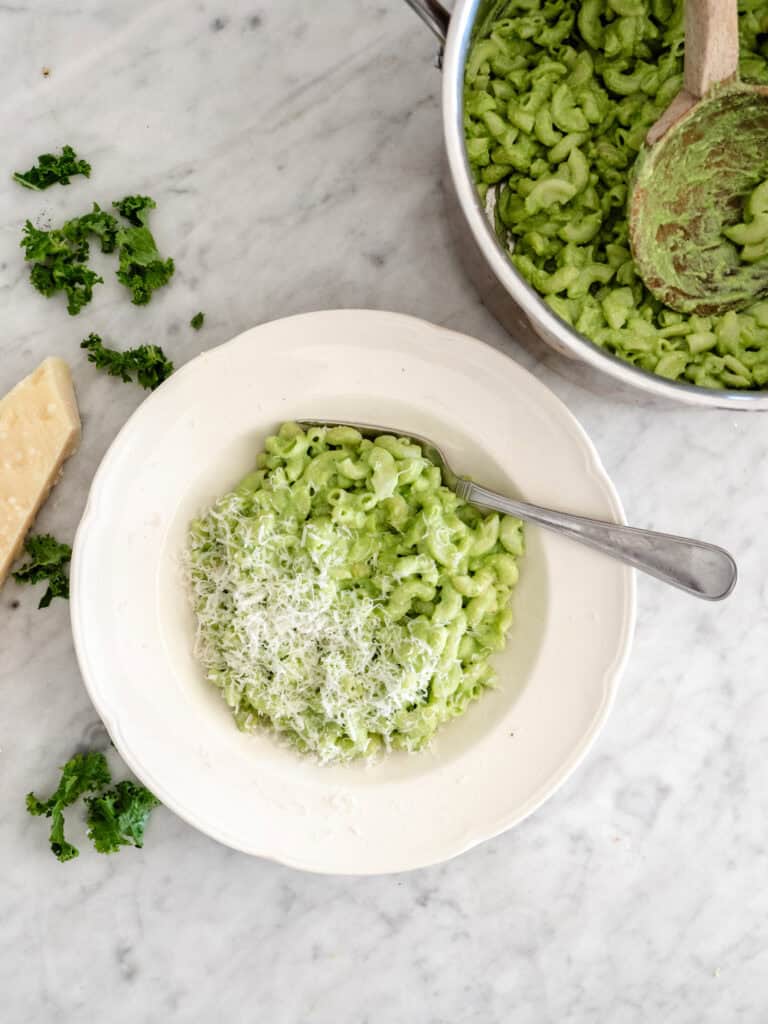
(0, 358, 81, 584)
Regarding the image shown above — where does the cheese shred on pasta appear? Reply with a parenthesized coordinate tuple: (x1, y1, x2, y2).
(186, 422, 524, 763)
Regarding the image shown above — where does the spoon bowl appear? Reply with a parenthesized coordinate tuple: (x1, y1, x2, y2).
(629, 83, 768, 315)
(628, 0, 768, 315)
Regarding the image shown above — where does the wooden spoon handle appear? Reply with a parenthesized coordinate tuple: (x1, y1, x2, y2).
(647, 0, 740, 143)
(684, 0, 739, 98)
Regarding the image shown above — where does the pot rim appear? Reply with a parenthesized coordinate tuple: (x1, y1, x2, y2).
(440, 0, 768, 410)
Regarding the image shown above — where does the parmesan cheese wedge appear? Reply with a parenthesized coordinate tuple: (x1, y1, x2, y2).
(0, 358, 81, 585)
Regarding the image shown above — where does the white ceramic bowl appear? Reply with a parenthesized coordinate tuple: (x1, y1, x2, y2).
(71, 310, 635, 874)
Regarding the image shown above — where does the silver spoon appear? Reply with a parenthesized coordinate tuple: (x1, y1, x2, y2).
(298, 419, 737, 601)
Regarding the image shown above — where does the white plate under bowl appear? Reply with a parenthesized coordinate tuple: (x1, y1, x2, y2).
(71, 309, 635, 874)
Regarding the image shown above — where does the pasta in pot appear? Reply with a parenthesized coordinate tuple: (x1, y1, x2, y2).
(464, 0, 768, 390)
(186, 422, 524, 764)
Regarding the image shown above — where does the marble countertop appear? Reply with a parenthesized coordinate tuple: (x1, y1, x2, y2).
(1, 1, 766, 1020)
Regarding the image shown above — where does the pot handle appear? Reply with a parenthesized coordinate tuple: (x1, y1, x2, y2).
(402, 0, 450, 42)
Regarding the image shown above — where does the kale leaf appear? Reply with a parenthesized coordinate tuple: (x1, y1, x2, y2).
(12, 533, 72, 608)
(21, 194, 173, 312)
(85, 781, 161, 853)
(113, 195, 175, 305)
(21, 219, 100, 315)
(20, 204, 117, 315)
(13, 145, 91, 191)
(26, 752, 111, 862)
(81, 332, 174, 391)
(27, 752, 161, 862)
(77, 203, 119, 253)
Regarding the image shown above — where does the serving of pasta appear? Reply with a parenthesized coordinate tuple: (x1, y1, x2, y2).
(186, 421, 525, 764)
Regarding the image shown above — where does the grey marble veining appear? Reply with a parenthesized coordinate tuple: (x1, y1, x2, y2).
(1, 2, 767, 1021)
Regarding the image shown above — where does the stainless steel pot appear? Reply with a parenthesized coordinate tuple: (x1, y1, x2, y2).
(404, 0, 768, 410)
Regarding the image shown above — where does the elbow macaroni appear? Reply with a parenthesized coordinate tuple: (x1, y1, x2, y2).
(187, 422, 524, 763)
(725, 178, 768, 265)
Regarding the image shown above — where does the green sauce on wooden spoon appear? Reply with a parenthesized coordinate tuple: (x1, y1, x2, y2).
(629, 0, 768, 315)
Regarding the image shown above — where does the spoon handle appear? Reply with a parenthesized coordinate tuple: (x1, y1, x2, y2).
(461, 482, 737, 601)
(685, 0, 739, 98)
(401, 0, 450, 41)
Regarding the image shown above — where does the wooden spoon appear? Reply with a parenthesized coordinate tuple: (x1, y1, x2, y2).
(628, 0, 768, 316)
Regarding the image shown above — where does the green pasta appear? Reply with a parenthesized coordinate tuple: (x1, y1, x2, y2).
(725, 178, 768, 263)
(464, 0, 768, 390)
(187, 422, 524, 763)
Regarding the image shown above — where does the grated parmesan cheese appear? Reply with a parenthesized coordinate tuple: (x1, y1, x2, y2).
(187, 495, 444, 763)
